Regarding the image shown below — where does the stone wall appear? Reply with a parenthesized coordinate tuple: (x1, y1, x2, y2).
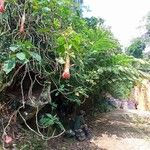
(130, 80, 150, 111)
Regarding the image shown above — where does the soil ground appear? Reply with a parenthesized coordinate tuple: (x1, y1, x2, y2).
(48, 109, 150, 150)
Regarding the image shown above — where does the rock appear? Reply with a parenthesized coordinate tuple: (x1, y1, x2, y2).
(120, 101, 128, 110)
(64, 129, 75, 138)
(127, 100, 137, 109)
(75, 129, 86, 141)
(107, 98, 122, 109)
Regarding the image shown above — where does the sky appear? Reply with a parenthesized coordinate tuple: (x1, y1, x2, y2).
(83, 0, 150, 47)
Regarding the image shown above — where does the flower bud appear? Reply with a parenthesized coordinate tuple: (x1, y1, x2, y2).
(62, 55, 71, 80)
(0, 0, 5, 13)
(19, 13, 25, 33)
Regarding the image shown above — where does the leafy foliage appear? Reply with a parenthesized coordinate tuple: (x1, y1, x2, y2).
(39, 114, 64, 130)
(126, 38, 146, 58)
(0, 0, 148, 139)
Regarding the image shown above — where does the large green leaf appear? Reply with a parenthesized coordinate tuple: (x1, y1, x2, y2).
(9, 45, 19, 52)
(29, 52, 41, 62)
(2, 58, 16, 74)
(16, 52, 26, 60)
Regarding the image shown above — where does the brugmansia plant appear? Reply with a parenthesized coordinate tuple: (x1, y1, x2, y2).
(0, 0, 148, 142)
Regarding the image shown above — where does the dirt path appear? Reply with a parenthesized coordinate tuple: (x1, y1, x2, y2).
(48, 110, 150, 150)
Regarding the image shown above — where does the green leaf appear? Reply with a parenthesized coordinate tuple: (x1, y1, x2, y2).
(46, 114, 53, 118)
(29, 52, 41, 62)
(16, 52, 26, 60)
(56, 57, 65, 64)
(2, 59, 16, 74)
(9, 46, 19, 52)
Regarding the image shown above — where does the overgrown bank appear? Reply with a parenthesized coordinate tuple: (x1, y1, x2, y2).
(0, 0, 150, 148)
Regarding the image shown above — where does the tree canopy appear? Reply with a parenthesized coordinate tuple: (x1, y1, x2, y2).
(126, 38, 146, 58)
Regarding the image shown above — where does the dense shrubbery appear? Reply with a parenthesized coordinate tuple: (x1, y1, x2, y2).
(0, 0, 149, 141)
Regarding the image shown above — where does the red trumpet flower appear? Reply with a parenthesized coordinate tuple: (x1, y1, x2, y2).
(62, 55, 71, 80)
(19, 13, 25, 33)
(0, 0, 5, 13)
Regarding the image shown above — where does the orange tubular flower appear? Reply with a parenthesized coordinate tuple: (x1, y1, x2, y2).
(62, 54, 71, 80)
(0, 0, 5, 13)
(19, 13, 25, 33)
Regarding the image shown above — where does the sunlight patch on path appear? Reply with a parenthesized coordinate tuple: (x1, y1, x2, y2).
(91, 134, 150, 150)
